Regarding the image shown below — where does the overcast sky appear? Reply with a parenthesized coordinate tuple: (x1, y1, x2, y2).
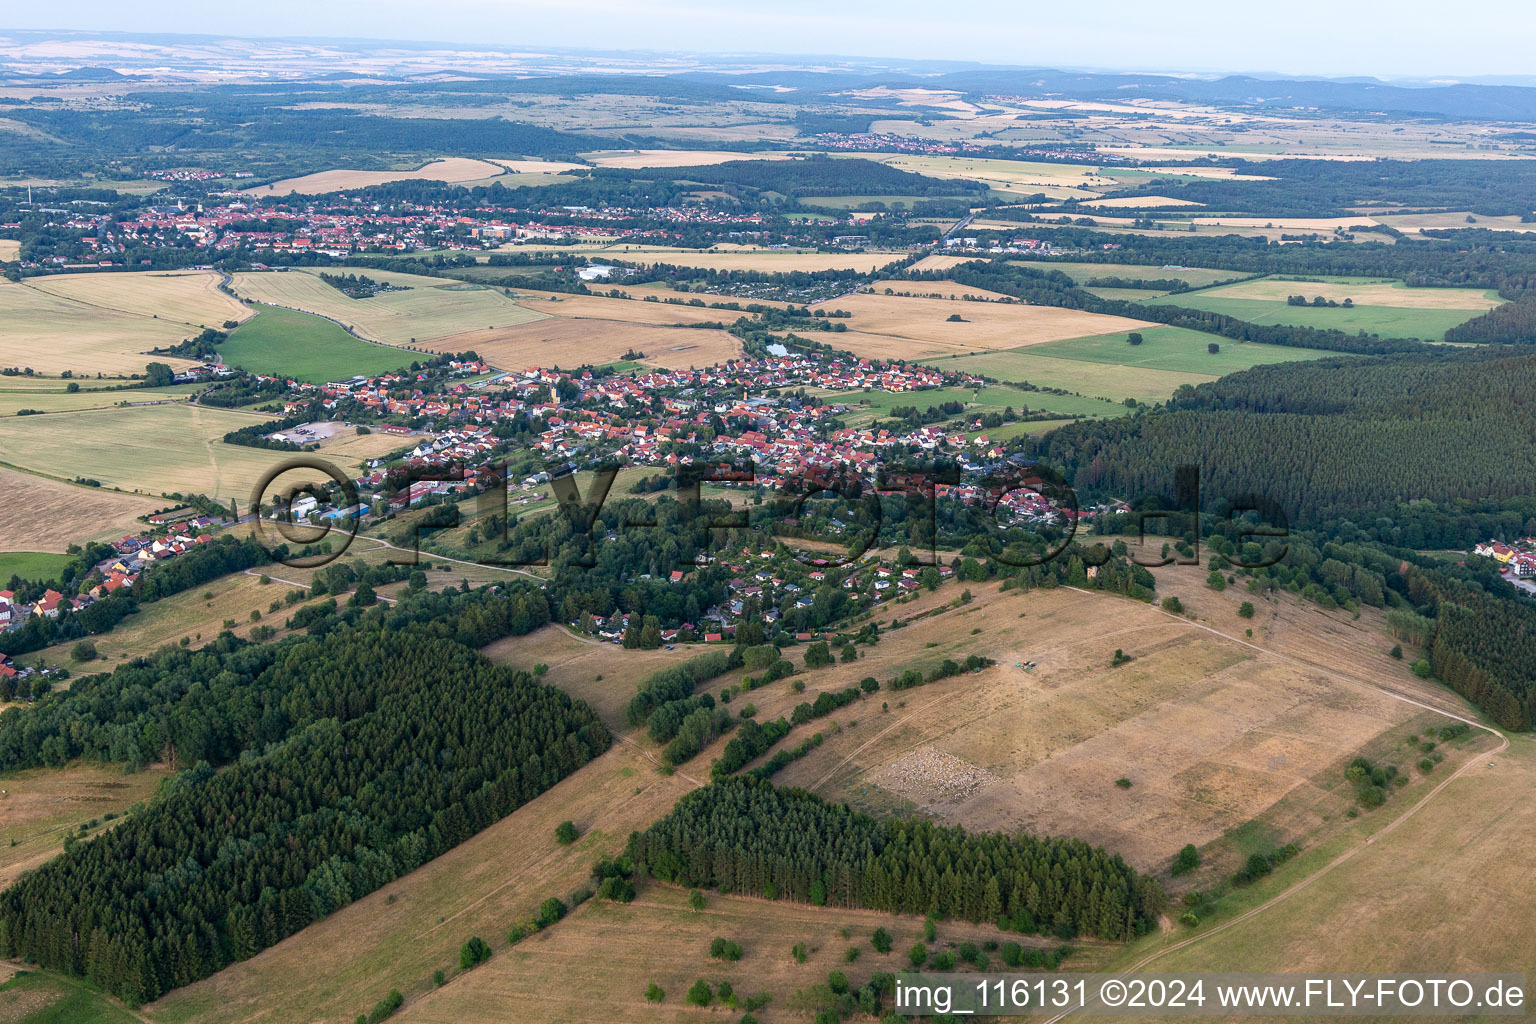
(9, 0, 1536, 80)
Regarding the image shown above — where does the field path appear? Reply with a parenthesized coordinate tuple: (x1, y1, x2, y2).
(1032, 589, 1510, 1024)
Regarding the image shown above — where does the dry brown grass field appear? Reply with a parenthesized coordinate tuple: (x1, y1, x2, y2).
(0, 277, 212, 377)
(866, 280, 1018, 302)
(0, 762, 172, 891)
(908, 253, 987, 273)
(824, 292, 1155, 359)
(147, 740, 697, 1024)
(722, 573, 1471, 874)
(17, 571, 334, 670)
(389, 887, 1094, 1024)
(227, 268, 547, 346)
(0, 468, 158, 551)
(483, 626, 700, 731)
(1122, 733, 1533, 983)
(427, 320, 740, 372)
(0, 239, 20, 261)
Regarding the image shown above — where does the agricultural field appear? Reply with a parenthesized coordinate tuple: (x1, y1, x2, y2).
(21, 270, 248, 327)
(0, 404, 326, 506)
(250, 158, 583, 196)
(581, 149, 795, 169)
(925, 347, 1216, 404)
(219, 304, 414, 383)
(1024, 325, 1342, 375)
(821, 291, 1156, 359)
(1155, 278, 1498, 340)
(866, 153, 1118, 200)
(0, 382, 205, 416)
(0, 275, 221, 377)
(0, 762, 173, 892)
(0, 239, 20, 262)
(0, 469, 158, 553)
(227, 268, 547, 347)
(1010, 260, 1245, 288)
(597, 247, 908, 274)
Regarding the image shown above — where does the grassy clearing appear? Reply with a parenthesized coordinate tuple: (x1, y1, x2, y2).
(0, 761, 172, 891)
(17, 570, 332, 671)
(1024, 325, 1342, 374)
(220, 304, 413, 383)
(0, 550, 73, 583)
(227, 268, 546, 347)
(0, 971, 142, 1024)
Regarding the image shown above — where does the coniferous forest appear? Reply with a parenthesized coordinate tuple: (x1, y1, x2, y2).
(0, 590, 608, 1005)
(628, 777, 1164, 942)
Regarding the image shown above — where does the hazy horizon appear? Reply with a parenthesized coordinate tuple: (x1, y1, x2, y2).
(5, 0, 1536, 81)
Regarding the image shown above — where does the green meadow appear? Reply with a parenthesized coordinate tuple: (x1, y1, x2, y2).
(220, 304, 414, 383)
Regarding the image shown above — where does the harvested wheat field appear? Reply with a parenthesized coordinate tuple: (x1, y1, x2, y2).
(148, 742, 698, 1024)
(251, 158, 520, 195)
(606, 248, 907, 274)
(427, 320, 740, 372)
(23, 269, 248, 326)
(0, 468, 158, 551)
(826, 291, 1155, 358)
(0, 277, 210, 376)
(908, 253, 988, 273)
(1084, 194, 1206, 208)
(866, 280, 1019, 302)
(743, 577, 1461, 872)
(227, 268, 547, 346)
(514, 291, 734, 326)
(0, 762, 173, 891)
(0, 239, 21, 261)
(0, 403, 328, 506)
(582, 148, 794, 169)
